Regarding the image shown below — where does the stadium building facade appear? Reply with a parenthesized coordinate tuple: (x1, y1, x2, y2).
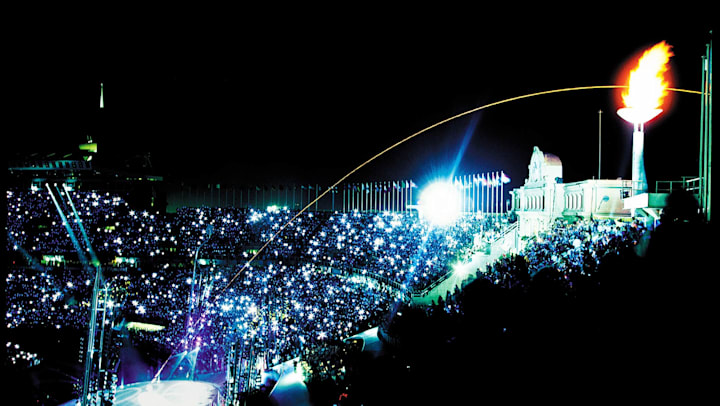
(510, 146, 635, 238)
(509, 145, 705, 244)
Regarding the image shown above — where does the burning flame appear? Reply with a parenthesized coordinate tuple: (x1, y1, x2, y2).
(619, 41, 674, 123)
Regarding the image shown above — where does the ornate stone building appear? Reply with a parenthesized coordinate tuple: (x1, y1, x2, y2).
(510, 146, 634, 238)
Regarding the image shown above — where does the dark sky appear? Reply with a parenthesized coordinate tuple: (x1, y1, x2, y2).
(11, 12, 713, 194)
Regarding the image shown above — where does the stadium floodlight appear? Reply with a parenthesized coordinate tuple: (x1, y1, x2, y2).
(418, 180, 462, 227)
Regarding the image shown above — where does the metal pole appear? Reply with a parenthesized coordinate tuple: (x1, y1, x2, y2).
(409, 180, 413, 211)
(707, 38, 713, 222)
(496, 172, 500, 215)
(96, 283, 109, 395)
(700, 52, 707, 216)
(473, 174, 477, 213)
(501, 175, 504, 214)
(481, 175, 485, 214)
(188, 226, 212, 350)
(82, 265, 102, 406)
(394, 181, 398, 212)
(598, 110, 602, 179)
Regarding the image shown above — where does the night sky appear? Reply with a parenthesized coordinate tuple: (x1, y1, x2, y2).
(11, 13, 713, 195)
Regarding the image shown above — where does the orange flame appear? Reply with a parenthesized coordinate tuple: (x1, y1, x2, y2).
(622, 41, 674, 111)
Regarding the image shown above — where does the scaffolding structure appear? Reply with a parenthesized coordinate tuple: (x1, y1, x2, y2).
(698, 36, 713, 222)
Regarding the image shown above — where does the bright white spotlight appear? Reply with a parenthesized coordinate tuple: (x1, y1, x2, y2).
(418, 181, 462, 227)
(452, 261, 471, 278)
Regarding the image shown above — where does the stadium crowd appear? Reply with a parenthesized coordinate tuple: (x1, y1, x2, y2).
(7, 189, 499, 292)
(5, 189, 496, 383)
(8, 186, 677, 403)
(481, 217, 646, 291)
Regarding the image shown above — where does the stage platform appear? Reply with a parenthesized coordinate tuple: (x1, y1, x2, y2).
(59, 380, 221, 406)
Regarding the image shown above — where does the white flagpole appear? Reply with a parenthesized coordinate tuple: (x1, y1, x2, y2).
(488, 173, 492, 215)
(472, 174, 476, 213)
(396, 180, 402, 211)
(501, 172, 504, 215)
(490, 173, 494, 215)
(363, 183, 366, 213)
(376, 182, 380, 212)
(484, 173, 488, 215)
(467, 174, 471, 213)
(467, 174, 471, 214)
(480, 175, 484, 214)
(403, 180, 408, 211)
(392, 181, 396, 212)
(470, 174, 474, 213)
(395, 181, 399, 212)
(465, 175, 469, 214)
(495, 172, 500, 215)
(366, 183, 370, 213)
(492, 172, 496, 216)
(492, 172, 496, 215)
(390, 182, 394, 212)
(409, 180, 413, 211)
(385, 182, 389, 212)
(397, 181, 401, 212)
(497, 172, 500, 214)
(393, 180, 400, 211)
(462, 175, 466, 213)
(472, 175, 475, 213)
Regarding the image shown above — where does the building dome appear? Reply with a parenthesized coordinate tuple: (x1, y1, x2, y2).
(543, 152, 562, 168)
(527, 147, 563, 184)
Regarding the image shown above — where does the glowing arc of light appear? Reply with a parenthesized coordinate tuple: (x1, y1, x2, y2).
(154, 85, 704, 378)
(216, 84, 701, 299)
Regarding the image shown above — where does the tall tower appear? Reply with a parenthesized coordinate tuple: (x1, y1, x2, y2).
(617, 41, 673, 195)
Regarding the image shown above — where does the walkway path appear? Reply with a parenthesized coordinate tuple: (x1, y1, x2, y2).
(412, 223, 519, 306)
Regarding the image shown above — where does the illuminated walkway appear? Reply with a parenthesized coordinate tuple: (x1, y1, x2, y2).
(413, 224, 518, 306)
(412, 249, 490, 306)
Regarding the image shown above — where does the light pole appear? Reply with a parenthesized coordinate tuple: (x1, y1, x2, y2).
(81, 264, 102, 406)
(598, 109, 602, 179)
(187, 224, 213, 354)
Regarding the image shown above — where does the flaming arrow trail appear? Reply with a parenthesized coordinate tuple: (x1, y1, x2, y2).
(154, 84, 704, 381)
(216, 84, 701, 298)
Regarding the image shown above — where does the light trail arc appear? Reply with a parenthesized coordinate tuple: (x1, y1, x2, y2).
(156, 84, 703, 381)
(216, 84, 703, 299)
